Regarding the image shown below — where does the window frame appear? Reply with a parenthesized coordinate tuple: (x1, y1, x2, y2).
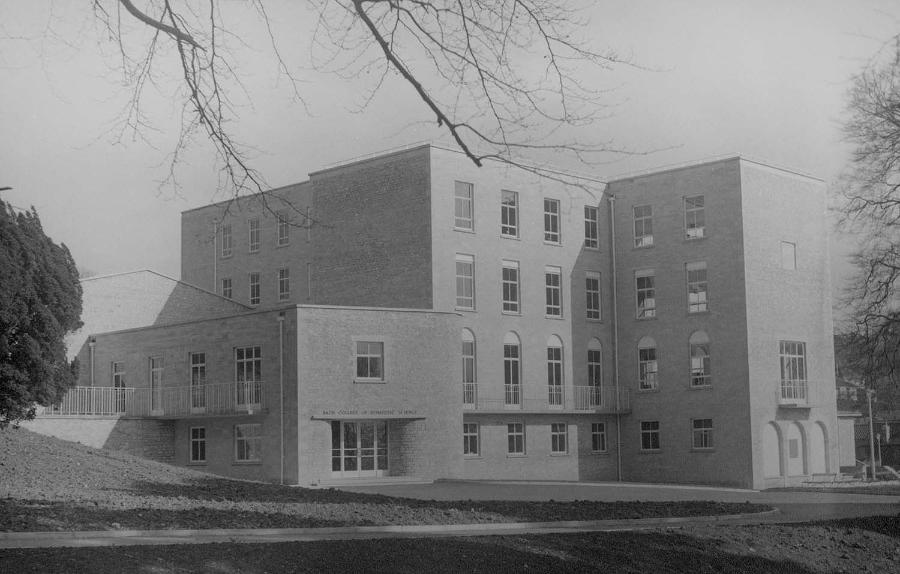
(543, 198, 561, 244)
(190, 426, 206, 463)
(684, 195, 706, 240)
(220, 223, 233, 258)
(686, 261, 708, 313)
(355, 341, 385, 382)
(507, 422, 525, 456)
(501, 190, 519, 238)
(591, 422, 608, 453)
(463, 422, 480, 457)
(248, 217, 260, 253)
(462, 330, 477, 405)
(638, 338, 658, 391)
(278, 267, 290, 301)
(584, 205, 599, 249)
(585, 271, 601, 321)
(640, 420, 661, 451)
(249, 272, 261, 305)
(454, 181, 475, 231)
(501, 260, 521, 314)
(455, 254, 476, 310)
(221, 277, 232, 299)
(633, 205, 653, 248)
(545, 266, 563, 317)
(691, 418, 714, 450)
(234, 423, 262, 462)
(689, 332, 711, 388)
(503, 333, 521, 406)
(635, 269, 656, 319)
(276, 211, 290, 246)
(550, 422, 568, 454)
(780, 241, 797, 270)
(779, 340, 808, 401)
(546, 341, 563, 407)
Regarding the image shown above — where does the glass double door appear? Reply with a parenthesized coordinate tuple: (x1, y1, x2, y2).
(331, 421, 388, 477)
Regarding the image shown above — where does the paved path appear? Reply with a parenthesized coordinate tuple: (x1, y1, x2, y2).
(2, 481, 896, 549)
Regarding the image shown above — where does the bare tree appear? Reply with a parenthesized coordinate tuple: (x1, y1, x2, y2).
(89, 0, 632, 199)
(838, 35, 900, 382)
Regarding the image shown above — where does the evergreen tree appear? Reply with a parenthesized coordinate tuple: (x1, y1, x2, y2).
(0, 201, 82, 427)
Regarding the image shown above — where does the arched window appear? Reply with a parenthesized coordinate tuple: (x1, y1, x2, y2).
(637, 336, 658, 391)
(689, 331, 711, 387)
(547, 335, 563, 406)
(462, 329, 476, 405)
(503, 332, 521, 406)
(587, 338, 603, 407)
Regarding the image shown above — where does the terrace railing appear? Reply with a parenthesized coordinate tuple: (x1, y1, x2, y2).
(466, 385, 629, 414)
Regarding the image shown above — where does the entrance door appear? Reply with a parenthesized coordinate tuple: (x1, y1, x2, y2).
(331, 421, 388, 477)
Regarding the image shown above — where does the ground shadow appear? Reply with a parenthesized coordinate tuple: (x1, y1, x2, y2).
(799, 514, 900, 539)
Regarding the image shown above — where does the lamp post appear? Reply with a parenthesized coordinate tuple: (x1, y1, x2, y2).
(867, 388, 877, 481)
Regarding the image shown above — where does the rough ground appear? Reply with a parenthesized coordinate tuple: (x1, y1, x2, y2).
(0, 428, 764, 531)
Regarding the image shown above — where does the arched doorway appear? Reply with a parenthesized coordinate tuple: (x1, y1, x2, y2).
(786, 422, 806, 476)
(808, 422, 828, 474)
(763, 422, 782, 478)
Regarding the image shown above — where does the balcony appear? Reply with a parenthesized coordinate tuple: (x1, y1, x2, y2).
(44, 381, 268, 418)
(462, 384, 630, 414)
(777, 379, 815, 408)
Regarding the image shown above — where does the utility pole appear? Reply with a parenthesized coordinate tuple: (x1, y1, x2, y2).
(867, 388, 877, 481)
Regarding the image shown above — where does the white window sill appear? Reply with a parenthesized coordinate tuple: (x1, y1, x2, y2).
(233, 460, 262, 465)
(454, 227, 476, 234)
(455, 306, 476, 313)
(550, 452, 569, 457)
(639, 449, 661, 454)
(591, 450, 610, 456)
(543, 240, 562, 246)
(690, 384, 712, 390)
(506, 453, 527, 458)
(691, 448, 715, 453)
(354, 379, 386, 385)
(501, 234, 520, 241)
(545, 314, 564, 320)
(501, 310, 521, 316)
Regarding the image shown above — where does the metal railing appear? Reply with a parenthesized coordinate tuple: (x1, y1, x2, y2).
(462, 382, 477, 408)
(465, 384, 629, 413)
(45, 381, 267, 418)
(778, 379, 813, 407)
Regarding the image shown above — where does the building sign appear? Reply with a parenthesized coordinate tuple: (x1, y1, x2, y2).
(317, 408, 420, 419)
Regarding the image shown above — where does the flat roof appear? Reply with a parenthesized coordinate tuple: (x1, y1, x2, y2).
(607, 154, 823, 184)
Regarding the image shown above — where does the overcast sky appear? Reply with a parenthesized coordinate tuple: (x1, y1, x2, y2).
(2, 1, 899, 317)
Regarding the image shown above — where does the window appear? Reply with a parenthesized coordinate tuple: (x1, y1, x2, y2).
(507, 422, 525, 455)
(355, 341, 384, 381)
(150, 356, 163, 412)
(641, 420, 660, 451)
(249, 272, 260, 305)
(248, 218, 260, 253)
(684, 195, 706, 239)
(591, 422, 608, 453)
(462, 329, 476, 405)
(551, 423, 568, 454)
(545, 266, 562, 317)
(454, 181, 474, 230)
(588, 339, 603, 406)
(779, 340, 807, 401)
(638, 336, 658, 391)
(221, 223, 233, 258)
(584, 205, 599, 249)
(190, 352, 206, 410)
(689, 331, 711, 387)
(686, 261, 708, 313)
(277, 211, 290, 246)
(501, 260, 520, 313)
(586, 272, 601, 320)
(278, 268, 290, 301)
(547, 336, 563, 406)
(235, 346, 262, 406)
(463, 423, 480, 456)
(544, 198, 561, 243)
(501, 190, 519, 237)
(692, 418, 713, 450)
(633, 205, 653, 247)
(112, 361, 126, 388)
(781, 241, 796, 270)
(190, 427, 206, 463)
(635, 269, 656, 319)
(234, 423, 262, 462)
(504, 332, 521, 406)
(455, 254, 475, 310)
(221, 278, 232, 299)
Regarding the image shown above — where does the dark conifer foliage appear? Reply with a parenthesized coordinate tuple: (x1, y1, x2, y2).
(0, 201, 82, 427)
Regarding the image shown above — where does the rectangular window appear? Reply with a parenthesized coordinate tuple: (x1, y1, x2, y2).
(355, 341, 384, 381)
(463, 423, 480, 456)
(635, 269, 656, 319)
(221, 278, 232, 299)
(249, 272, 260, 305)
(545, 266, 562, 317)
(504, 341, 521, 406)
(501, 260, 520, 313)
(584, 205, 599, 249)
(507, 422, 525, 455)
(551, 423, 568, 454)
(641, 420, 660, 451)
(190, 352, 206, 410)
(501, 190, 519, 237)
(586, 272, 601, 320)
(779, 340, 807, 401)
(234, 423, 262, 462)
(277, 211, 290, 246)
(149, 356, 163, 413)
(221, 223, 233, 258)
(455, 254, 475, 310)
(633, 205, 653, 247)
(690, 340, 711, 387)
(692, 418, 713, 450)
(190, 427, 206, 463)
(686, 261, 708, 313)
(112, 361, 126, 388)
(454, 181, 474, 230)
(462, 337, 476, 405)
(781, 241, 797, 270)
(547, 345, 563, 406)
(248, 218, 260, 253)
(278, 268, 290, 301)
(591, 422, 608, 453)
(544, 198, 561, 243)
(684, 195, 706, 239)
(235, 346, 262, 407)
(639, 346, 658, 390)
(588, 348, 602, 389)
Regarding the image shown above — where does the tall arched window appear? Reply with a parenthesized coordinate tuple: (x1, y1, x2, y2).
(587, 338, 603, 406)
(462, 329, 476, 405)
(689, 331, 711, 387)
(547, 335, 564, 406)
(503, 332, 521, 406)
(637, 336, 658, 391)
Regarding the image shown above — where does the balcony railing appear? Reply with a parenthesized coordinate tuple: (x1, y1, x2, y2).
(44, 381, 267, 418)
(777, 379, 814, 408)
(463, 384, 629, 414)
